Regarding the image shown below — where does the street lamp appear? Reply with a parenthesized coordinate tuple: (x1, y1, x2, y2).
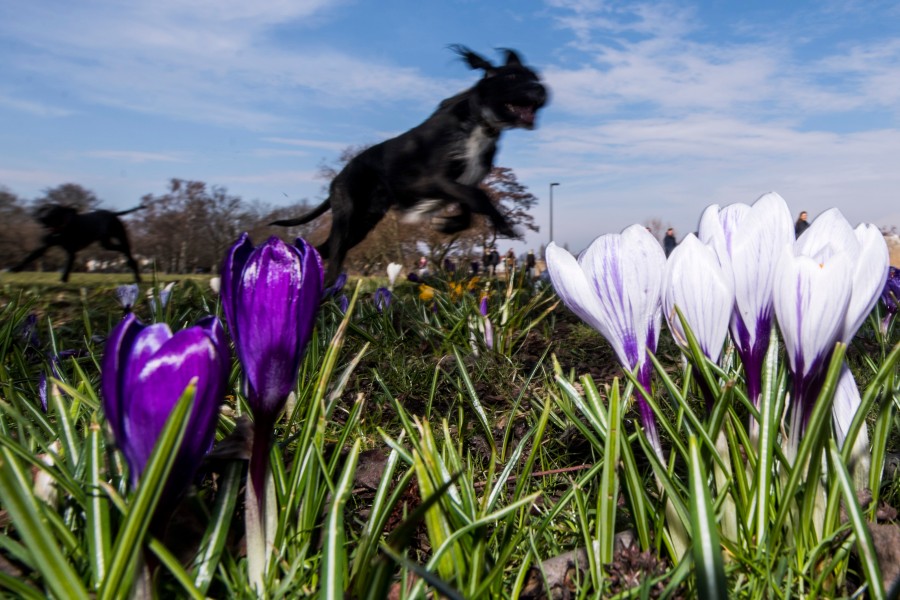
(549, 182, 560, 245)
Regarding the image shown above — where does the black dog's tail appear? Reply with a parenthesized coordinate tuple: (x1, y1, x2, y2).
(269, 199, 331, 227)
(115, 204, 147, 217)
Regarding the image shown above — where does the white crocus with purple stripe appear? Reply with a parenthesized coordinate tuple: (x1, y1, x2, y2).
(663, 234, 735, 408)
(790, 210, 888, 475)
(546, 224, 666, 457)
(773, 213, 856, 459)
(698, 192, 794, 409)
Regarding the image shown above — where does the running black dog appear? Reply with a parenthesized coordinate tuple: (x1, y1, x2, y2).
(10, 204, 144, 282)
(271, 46, 548, 283)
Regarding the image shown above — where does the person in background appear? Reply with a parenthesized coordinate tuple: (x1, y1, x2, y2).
(664, 228, 677, 257)
(525, 249, 536, 279)
(505, 248, 516, 273)
(795, 211, 810, 237)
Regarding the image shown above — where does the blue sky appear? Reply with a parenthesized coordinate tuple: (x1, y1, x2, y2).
(2, 0, 899, 254)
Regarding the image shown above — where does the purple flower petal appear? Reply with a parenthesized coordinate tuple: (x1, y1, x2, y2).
(222, 236, 322, 420)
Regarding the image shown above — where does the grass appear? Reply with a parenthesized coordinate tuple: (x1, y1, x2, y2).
(0, 268, 898, 598)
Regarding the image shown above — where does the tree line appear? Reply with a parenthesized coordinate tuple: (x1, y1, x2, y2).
(0, 166, 538, 276)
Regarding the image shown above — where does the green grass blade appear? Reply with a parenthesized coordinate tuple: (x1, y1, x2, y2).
(598, 378, 622, 567)
(0, 446, 90, 600)
(827, 439, 885, 600)
(452, 346, 496, 454)
(192, 461, 241, 595)
(322, 438, 361, 600)
(85, 420, 111, 590)
(688, 435, 727, 600)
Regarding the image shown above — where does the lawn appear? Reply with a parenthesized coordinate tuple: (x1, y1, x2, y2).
(0, 261, 898, 599)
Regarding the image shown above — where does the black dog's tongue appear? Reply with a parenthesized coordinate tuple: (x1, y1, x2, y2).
(508, 104, 536, 126)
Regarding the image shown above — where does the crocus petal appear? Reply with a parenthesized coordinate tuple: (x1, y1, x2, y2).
(234, 240, 305, 414)
(547, 225, 665, 455)
(220, 232, 255, 334)
(545, 242, 609, 338)
(484, 317, 494, 350)
(773, 247, 852, 381)
(102, 313, 157, 444)
(842, 223, 889, 343)
(578, 224, 665, 376)
(123, 323, 227, 484)
(387, 263, 402, 288)
(663, 234, 734, 362)
(116, 284, 139, 309)
(222, 236, 322, 420)
(209, 276, 221, 295)
(832, 365, 870, 486)
(883, 267, 900, 307)
(698, 193, 793, 403)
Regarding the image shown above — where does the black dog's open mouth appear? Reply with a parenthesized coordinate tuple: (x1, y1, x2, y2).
(506, 104, 538, 128)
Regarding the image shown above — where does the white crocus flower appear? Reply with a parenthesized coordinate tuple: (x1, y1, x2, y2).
(791, 209, 888, 478)
(387, 262, 402, 290)
(546, 224, 666, 457)
(663, 234, 735, 365)
(773, 214, 855, 460)
(209, 276, 221, 295)
(698, 192, 794, 408)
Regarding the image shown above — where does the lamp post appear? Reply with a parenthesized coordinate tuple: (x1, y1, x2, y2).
(549, 182, 560, 245)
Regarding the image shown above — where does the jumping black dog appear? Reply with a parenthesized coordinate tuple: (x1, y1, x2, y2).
(271, 46, 548, 283)
(10, 204, 144, 282)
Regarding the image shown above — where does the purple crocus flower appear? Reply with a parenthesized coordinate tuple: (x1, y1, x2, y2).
(479, 294, 494, 350)
(19, 313, 40, 348)
(881, 266, 900, 334)
(338, 294, 350, 314)
(374, 287, 392, 312)
(219, 234, 323, 582)
(324, 272, 347, 298)
(220, 234, 323, 425)
(101, 313, 230, 502)
(698, 192, 794, 409)
(546, 224, 666, 457)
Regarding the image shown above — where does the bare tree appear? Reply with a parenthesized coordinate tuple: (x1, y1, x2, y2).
(34, 183, 101, 212)
(133, 179, 249, 273)
(0, 188, 40, 267)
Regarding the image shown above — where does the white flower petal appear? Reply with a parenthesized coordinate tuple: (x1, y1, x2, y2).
(843, 223, 889, 343)
(545, 242, 611, 341)
(663, 235, 734, 362)
(773, 247, 852, 378)
(386, 262, 402, 288)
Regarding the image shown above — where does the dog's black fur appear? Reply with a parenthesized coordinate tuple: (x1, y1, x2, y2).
(271, 46, 548, 283)
(11, 204, 144, 282)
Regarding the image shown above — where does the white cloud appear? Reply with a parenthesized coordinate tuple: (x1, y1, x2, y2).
(83, 151, 182, 163)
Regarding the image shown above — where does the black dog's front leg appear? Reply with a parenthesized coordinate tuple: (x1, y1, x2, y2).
(418, 180, 517, 238)
(9, 245, 50, 273)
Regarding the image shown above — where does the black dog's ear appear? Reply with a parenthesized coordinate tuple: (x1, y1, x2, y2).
(450, 44, 495, 72)
(498, 48, 524, 67)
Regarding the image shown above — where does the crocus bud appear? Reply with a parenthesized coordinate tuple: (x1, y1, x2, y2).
(101, 313, 230, 496)
(374, 287, 392, 312)
(116, 284, 139, 310)
(220, 234, 323, 422)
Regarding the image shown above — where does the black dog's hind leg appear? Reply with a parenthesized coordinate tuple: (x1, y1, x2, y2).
(100, 232, 142, 283)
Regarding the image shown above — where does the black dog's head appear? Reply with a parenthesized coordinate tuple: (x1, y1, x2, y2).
(453, 46, 548, 131)
(34, 204, 78, 230)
